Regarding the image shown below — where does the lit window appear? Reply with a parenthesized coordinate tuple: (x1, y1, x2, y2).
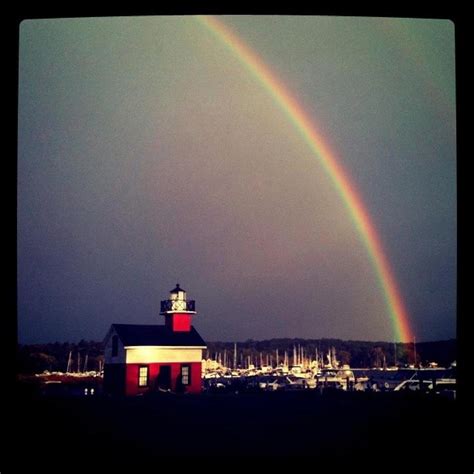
(138, 366, 148, 387)
(181, 365, 190, 386)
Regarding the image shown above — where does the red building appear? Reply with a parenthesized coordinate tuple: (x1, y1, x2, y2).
(103, 284, 207, 396)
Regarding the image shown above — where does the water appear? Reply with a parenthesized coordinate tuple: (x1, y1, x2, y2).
(352, 368, 456, 390)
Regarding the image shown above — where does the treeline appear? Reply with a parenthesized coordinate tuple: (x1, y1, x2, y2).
(204, 338, 457, 368)
(17, 338, 456, 374)
(17, 340, 104, 375)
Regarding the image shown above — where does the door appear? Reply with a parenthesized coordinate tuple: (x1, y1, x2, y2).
(157, 365, 172, 390)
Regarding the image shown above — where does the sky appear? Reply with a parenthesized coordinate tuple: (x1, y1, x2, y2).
(17, 15, 456, 344)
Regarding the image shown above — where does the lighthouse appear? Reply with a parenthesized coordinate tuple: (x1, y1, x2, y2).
(103, 284, 207, 396)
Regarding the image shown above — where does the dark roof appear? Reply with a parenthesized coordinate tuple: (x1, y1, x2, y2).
(170, 283, 185, 293)
(111, 324, 206, 347)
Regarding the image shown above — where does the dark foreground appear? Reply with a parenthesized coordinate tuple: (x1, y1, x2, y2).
(10, 389, 459, 467)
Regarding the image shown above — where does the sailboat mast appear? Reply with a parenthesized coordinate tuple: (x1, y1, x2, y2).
(413, 337, 417, 367)
(66, 350, 72, 373)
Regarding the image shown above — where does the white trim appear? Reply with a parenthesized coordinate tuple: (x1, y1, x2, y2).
(125, 347, 205, 364)
(124, 345, 206, 349)
(159, 311, 197, 315)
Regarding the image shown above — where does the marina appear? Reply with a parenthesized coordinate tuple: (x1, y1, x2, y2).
(200, 345, 456, 398)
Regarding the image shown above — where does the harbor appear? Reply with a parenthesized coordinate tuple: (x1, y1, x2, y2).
(200, 345, 456, 398)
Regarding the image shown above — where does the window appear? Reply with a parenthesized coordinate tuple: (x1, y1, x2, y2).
(138, 366, 149, 387)
(111, 335, 118, 357)
(181, 365, 191, 386)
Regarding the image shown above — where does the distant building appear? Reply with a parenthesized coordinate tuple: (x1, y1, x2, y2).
(103, 284, 207, 396)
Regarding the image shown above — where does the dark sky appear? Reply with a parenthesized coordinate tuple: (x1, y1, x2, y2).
(17, 16, 456, 344)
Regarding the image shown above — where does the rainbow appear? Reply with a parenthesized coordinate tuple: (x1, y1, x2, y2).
(197, 15, 412, 342)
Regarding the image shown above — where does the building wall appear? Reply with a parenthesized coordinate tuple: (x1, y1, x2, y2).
(125, 362, 202, 396)
(103, 363, 126, 396)
(104, 328, 126, 364)
(191, 363, 202, 391)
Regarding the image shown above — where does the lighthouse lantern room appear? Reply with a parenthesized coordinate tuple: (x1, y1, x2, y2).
(160, 284, 196, 332)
